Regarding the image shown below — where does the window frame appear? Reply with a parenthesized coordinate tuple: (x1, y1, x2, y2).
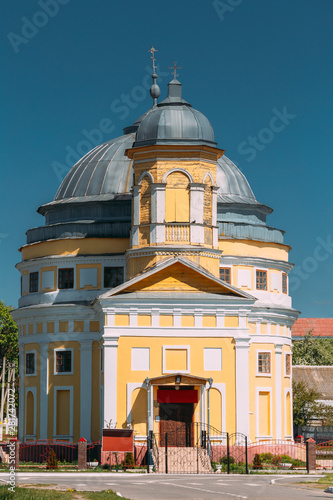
(256, 269, 267, 291)
(256, 350, 272, 376)
(54, 348, 74, 375)
(285, 352, 292, 377)
(58, 268, 74, 290)
(103, 266, 124, 289)
(219, 267, 231, 284)
(29, 272, 39, 293)
(25, 350, 37, 376)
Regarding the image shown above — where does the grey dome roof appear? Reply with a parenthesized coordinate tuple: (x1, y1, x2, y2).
(53, 133, 135, 205)
(134, 79, 216, 147)
(49, 133, 258, 207)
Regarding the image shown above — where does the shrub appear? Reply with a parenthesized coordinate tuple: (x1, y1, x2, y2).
(219, 455, 235, 465)
(271, 454, 292, 465)
(123, 452, 135, 469)
(252, 454, 262, 469)
(259, 452, 274, 463)
(46, 449, 58, 469)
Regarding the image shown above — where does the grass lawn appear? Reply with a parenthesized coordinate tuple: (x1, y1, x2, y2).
(298, 473, 333, 490)
(0, 485, 131, 499)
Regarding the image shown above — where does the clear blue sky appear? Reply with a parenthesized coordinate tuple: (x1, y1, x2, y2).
(1, 0, 332, 317)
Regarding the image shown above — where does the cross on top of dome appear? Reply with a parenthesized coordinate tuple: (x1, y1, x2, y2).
(169, 61, 182, 79)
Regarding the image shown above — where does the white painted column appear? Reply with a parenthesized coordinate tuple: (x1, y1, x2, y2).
(80, 340, 93, 441)
(235, 338, 250, 436)
(131, 186, 141, 246)
(190, 183, 204, 224)
(151, 183, 166, 243)
(103, 335, 119, 429)
(275, 344, 283, 439)
(39, 343, 49, 439)
(212, 186, 219, 247)
(18, 344, 24, 441)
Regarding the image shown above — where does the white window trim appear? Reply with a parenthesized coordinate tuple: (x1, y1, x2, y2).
(162, 345, 190, 374)
(131, 347, 150, 371)
(284, 352, 292, 378)
(256, 349, 272, 377)
(203, 347, 222, 371)
(255, 386, 273, 440)
(25, 387, 37, 438)
(54, 348, 74, 375)
(284, 388, 292, 438)
(25, 350, 37, 377)
(53, 385, 74, 441)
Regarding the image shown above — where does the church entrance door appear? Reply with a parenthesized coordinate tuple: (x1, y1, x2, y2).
(158, 387, 196, 447)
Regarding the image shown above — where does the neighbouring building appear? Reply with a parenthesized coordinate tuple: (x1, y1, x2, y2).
(13, 66, 299, 444)
(292, 318, 333, 340)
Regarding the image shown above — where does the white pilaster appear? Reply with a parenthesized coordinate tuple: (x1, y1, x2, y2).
(103, 335, 119, 428)
(80, 340, 93, 440)
(190, 183, 204, 224)
(212, 186, 219, 226)
(18, 344, 24, 441)
(132, 186, 141, 226)
(151, 183, 166, 223)
(235, 337, 250, 436)
(275, 344, 283, 439)
(39, 343, 49, 439)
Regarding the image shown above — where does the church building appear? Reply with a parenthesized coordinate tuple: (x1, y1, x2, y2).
(13, 60, 298, 445)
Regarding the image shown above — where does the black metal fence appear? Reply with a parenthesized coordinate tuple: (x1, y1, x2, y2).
(19, 440, 78, 465)
(148, 423, 248, 474)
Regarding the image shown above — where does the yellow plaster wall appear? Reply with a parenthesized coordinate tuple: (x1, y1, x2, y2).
(21, 238, 130, 260)
(209, 388, 222, 431)
(56, 390, 70, 435)
(90, 321, 100, 332)
(26, 392, 34, 435)
(47, 341, 80, 441)
(165, 349, 188, 371)
(59, 321, 68, 333)
(219, 240, 290, 261)
(181, 315, 195, 327)
(114, 314, 130, 327)
(116, 336, 236, 435)
(137, 315, 152, 327)
(224, 316, 239, 328)
(159, 315, 173, 327)
(202, 316, 216, 328)
(24, 343, 41, 439)
(131, 388, 148, 436)
(248, 342, 276, 442)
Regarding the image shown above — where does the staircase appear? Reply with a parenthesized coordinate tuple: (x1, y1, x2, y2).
(152, 446, 212, 473)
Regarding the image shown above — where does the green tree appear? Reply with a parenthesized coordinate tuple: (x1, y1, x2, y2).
(0, 301, 18, 362)
(293, 380, 333, 427)
(292, 331, 333, 366)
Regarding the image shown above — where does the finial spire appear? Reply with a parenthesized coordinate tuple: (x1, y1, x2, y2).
(148, 46, 158, 74)
(169, 61, 182, 79)
(148, 46, 160, 106)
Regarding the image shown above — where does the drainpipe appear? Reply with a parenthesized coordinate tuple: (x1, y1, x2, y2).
(145, 377, 150, 435)
(207, 378, 213, 429)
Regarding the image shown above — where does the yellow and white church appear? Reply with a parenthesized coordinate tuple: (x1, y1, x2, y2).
(13, 67, 298, 444)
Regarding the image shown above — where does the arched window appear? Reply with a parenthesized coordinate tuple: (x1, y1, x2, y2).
(140, 175, 151, 224)
(165, 171, 190, 223)
(203, 174, 213, 225)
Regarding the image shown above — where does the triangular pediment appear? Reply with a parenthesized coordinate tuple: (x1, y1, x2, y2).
(98, 257, 254, 300)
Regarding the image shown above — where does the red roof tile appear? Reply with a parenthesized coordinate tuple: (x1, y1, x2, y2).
(292, 318, 333, 338)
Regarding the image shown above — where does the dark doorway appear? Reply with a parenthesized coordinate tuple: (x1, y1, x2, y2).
(159, 387, 195, 447)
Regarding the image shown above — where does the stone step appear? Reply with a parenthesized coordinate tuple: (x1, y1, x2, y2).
(152, 446, 212, 473)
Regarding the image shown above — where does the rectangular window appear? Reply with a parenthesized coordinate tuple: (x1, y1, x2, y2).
(104, 267, 124, 288)
(29, 272, 39, 293)
(219, 268, 231, 284)
(258, 352, 271, 374)
(285, 353, 291, 375)
(26, 352, 35, 375)
(56, 350, 72, 373)
(282, 273, 288, 294)
(58, 268, 74, 289)
(256, 270, 267, 290)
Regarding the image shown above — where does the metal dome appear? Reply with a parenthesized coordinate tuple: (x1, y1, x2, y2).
(134, 79, 216, 147)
